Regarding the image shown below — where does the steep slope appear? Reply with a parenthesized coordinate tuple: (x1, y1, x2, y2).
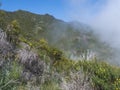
(0, 10, 120, 90)
(0, 28, 120, 90)
(0, 10, 113, 61)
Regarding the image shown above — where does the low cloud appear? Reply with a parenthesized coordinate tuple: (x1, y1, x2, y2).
(91, 0, 120, 48)
(66, 0, 120, 48)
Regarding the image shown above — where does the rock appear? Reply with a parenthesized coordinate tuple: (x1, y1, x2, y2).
(17, 43, 45, 83)
(0, 28, 13, 67)
(17, 48, 44, 75)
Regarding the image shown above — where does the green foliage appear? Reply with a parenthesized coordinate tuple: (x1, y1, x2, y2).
(40, 80, 61, 90)
(34, 38, 74, 73)
(48, 48, 63, 61)
(0, 61, 22, 90)
(0, 10, 113, 61)
(9, 61, 22, 80)
(39, 38, 49, 50)
(77, 60, 120, 90)
(53, 57, 75, 73)
(0, 10, 120, 90)
(0, 10, 7, 29)
(6, 20, 21, 45)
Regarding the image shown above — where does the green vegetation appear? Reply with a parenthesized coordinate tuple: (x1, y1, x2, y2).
(77, 60, 120, 90)
(6, 20, 21, 45)
(40, 80, 61, 90)
(0, 61, 22, 90)
(0, 10, 113, 61)
(0, 9, 120, 90)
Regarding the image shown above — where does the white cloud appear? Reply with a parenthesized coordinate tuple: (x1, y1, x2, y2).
(66, 0, 120, 48)
(66, 0, 106, 23)
(91, 0, 120, 48)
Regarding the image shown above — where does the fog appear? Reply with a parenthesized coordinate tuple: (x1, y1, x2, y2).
(66, 0, 120, 49)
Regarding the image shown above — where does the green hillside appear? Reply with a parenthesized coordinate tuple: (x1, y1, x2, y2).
(0, 10, 120, 90)
(0, 10, 113, 61)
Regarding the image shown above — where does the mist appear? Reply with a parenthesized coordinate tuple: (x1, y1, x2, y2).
(91, 0, 120, 49)
(64, 0, 120, 64)
(66, 0, 120, 48)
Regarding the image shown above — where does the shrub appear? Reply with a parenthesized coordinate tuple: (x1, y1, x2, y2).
(40, 80, 61, 90)
(77, 60, 120, 90)
(0, 61, 22, 90)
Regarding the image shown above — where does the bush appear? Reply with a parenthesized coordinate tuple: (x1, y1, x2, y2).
(77, 60, 120, 90)
(0, 61, 22, 90)
(40, 80, 61, 90)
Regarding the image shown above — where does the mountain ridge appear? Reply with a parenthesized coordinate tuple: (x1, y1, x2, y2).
(0, 9, 120, 90)
(0, 9, 113, 61)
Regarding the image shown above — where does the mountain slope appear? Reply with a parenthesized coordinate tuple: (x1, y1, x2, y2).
(0, 10, 120, 90)
(0, 10, 113, 61)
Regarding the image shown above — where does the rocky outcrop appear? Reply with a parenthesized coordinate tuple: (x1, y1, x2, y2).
(0, 28, 45, 83)
(17, 42, 45, 82)
(0, 28, 13, 68)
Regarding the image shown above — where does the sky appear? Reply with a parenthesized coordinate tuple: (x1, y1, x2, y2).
(0, 0, 68, 21)
(1, 0, 120, 62)
(1, 0, 120, 48)
(0, 0, 105, 22)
